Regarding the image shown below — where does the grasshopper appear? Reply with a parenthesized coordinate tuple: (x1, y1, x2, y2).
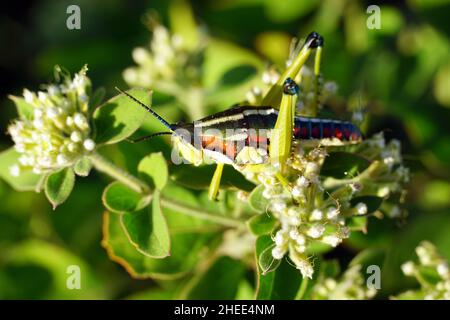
(117, 32, 362, 200)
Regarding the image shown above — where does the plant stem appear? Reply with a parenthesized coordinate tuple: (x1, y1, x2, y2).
(90, 152, 244, 228)
(90, 153, 149, 193)
(295, 277, 309, 300)
(160, 197, 244, 228)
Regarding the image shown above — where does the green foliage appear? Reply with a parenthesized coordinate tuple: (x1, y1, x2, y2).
(93, 89, 152, 145)
(0, 0, 449, 301)
(121, 192, 170, 258)
(44, 168, 75, 209)
(0, 148, 42, 192)
(255, 236, 304, 299)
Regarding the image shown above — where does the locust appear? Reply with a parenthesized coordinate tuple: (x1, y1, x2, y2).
(116, 32, 362, 200)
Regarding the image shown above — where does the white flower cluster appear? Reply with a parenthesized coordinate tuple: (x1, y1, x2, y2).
(239, 131, 409, 278)
(400, 241, 450, 300)
(312, 265, 377, 300)
(246, 65, 337, 115)
(8, 66, 95, 176)
(249, 147, 353, 279)
(356, 132, 410, 218)
(123, 24, 205, 88)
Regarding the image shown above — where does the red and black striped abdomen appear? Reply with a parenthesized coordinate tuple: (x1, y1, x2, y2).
(293, 117, 362, 142)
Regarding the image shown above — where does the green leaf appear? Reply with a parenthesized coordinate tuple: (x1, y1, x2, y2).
(321, 152, 371, 179)
(120, 191, 170, 258)
(102, 211, 217, 279)
(102, 181, 149, 213)
(350, 196, 384, 214)
(170, 164, 255, 192)
(138, 152, 168, 191)
(9, 95, 34, 120)
(93, 88, 152, 145)
(247, 213, 277, 236)
(248, 184, 269, 212)
(1, 240, 106, 299)
(0, 148, 42, 191)
(73, 157, 92, 177)
(255, 235, 303, 299)
(258, 240, 281, 275)
(183, 256, 246, 299)
(44, 168, 75, 209)
(89, 87, 106, 109)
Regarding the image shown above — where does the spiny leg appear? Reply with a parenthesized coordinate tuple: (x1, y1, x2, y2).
(270, 78, 299, 174)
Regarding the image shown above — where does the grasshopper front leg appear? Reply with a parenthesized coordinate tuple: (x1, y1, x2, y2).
(208, 163, 224, 201)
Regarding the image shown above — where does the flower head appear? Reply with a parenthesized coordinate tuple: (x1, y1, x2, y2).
(7, 66, 95, 175)
(396, 241, 450, 300)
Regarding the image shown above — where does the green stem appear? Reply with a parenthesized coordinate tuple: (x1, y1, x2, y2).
(89, 153, 149, 193)
(90, 152, 244, 228)
(160, 197, 244, 228)
(295, 277, 309, 300)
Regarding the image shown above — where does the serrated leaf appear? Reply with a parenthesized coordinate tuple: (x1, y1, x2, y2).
(247, 213, 277, 236)
(9, 95, 34, 120)
(44, 168, 75, 209)
(73, 157, 92, 177)
(120, 191, 170, 258)
(93, 88, 151, 145)
(170, 164, 255, 192)
(321, 152, 371, 179)
(102, 181, 149, 213)
(248, 184, 269, 212)
(138, 152, 168, 191)
(0, 148, 42, 191)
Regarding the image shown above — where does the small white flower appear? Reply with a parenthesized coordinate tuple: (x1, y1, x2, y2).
(70, 131, 82, 142)
(437, 263, 449, 278)
(310, 209, 323, 221)
(356, 203, 368, 215)
(24, 89, 34, 103)
(83, 139, 96, 151)
(401, 261, 415, 276)
(56, 154, 68, 166)
(307, 224, 325, 239)
(296, 235, 306, 246)
(289, 229, 299, 240)
(291, 185, 304, 198)
(327, 207, 339, 219)
(322, 235, 341, 247)
(270, 199, 287, 213)
(272, 246, 285, 260)
(296, 176, 309, 187)
(297, 259, 314, 279)
(73, 113, 88, 130)
(9, 165, 20, 177)
(274, 231, 287, 246)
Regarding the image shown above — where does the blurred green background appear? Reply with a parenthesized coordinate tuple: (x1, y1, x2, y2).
(0, 0, 449, 299)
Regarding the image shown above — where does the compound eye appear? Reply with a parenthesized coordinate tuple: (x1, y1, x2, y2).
(283, 77, 299, 95)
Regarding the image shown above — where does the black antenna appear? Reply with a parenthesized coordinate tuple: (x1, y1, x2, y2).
(115, 87, 173, 130)
(127, 132, 173, 143)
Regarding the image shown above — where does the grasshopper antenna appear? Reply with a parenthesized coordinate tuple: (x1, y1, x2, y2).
(115, 87, 173, 131)
(127, 132, 173, 143)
